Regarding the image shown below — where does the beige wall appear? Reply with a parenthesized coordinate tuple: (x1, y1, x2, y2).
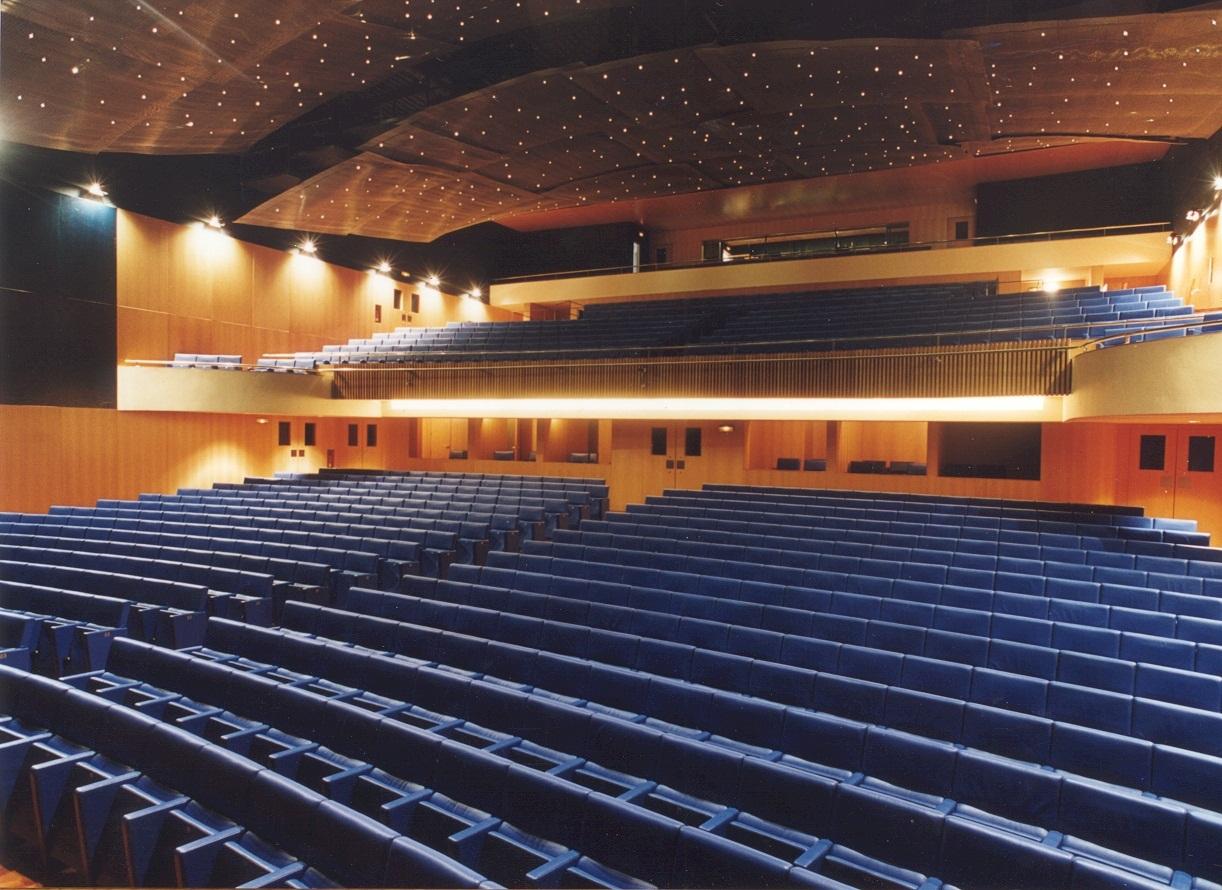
(116, 211, 517, 364)
(1169, 202, 1222, 311)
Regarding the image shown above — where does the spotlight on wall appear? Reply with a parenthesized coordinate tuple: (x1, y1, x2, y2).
(255, 418, 269, 425)
(1213, 175, 1222, 191)
(85, 181, 107, 198)
(205, 214, 224, 229)
(1186, 209, 1201, 222)
(1044, 280, 1062, 294)
(469, 286, 482, 299)
(717, 424, 735, 433)
(426, 274, 440, 287)
(375, 260, 392, 274)
(298, 237, 318, 255)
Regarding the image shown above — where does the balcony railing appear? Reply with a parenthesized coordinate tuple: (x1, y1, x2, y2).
(491, 221, 1171, 286)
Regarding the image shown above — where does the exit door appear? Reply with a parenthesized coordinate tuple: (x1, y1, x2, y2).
(1123, 425, 1222, 534)
(646, 424, 702, 487)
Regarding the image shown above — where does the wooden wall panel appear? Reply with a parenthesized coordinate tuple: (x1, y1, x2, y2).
(115, 211, 518, 365)
(6, 407, 1219, 541)
(1169, 206, 1222, 310)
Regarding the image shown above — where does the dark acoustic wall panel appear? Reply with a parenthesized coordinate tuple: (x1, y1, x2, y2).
(975, 163, 1171, 238)
(0, 182, 117, 407)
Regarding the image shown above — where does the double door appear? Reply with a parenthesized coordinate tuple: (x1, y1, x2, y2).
(610, 421, 745, 510)
(1122, 425, 1222, 534)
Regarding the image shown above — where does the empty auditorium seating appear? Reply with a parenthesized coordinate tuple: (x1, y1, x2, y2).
(250, 283, 1206, 369)
(6, 478, 1222, 888)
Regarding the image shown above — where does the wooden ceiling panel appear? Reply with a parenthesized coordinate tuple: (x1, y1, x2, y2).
(963, 8, 1222, 139)
(237, 152, 538, 241)
(228, 9, 1222, 241)
(2, 0, 413, 152)
(346, 0, 632, 48)
(570, 48, 745, 130)
(405, 69, 632, 154)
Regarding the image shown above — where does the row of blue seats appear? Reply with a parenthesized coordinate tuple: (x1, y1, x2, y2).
(0, 581, 120, 673)
(274, 600, 1222, 888)
(0, 665, 494, 889)
(43, 505, 462, 577)
(159, 485, 583, 531)
(516, 538, 1222, 628)
(556, 524, 1222, 610)
(660, 486, 1198, 532)
(632, 499, 1206, 548)
(0, 541, 273, 617)
(312, 469, 608, 491)
(0, 711, 322, 887)
(336, 578, 1222, 794)
(702, 482, 1146, 518)
(427, 565, 1222, 712)
(102, 638, 851, 889)
(170, 353, 242, 369)
(0, 517, 416, 594)
(0, 561, 203, 648)
(592, 512, 1222, 577)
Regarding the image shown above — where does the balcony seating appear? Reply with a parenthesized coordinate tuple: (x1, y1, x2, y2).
(252, 283, 1203, 369)
(5, 480, 1222, 888)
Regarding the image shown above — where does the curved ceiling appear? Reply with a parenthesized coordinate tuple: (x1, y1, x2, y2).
(0, 0, 628, 153)
(3, 2, 1220, 243)
(236, 9, 1222, 240)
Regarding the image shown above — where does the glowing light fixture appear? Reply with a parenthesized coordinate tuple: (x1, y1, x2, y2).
(298, 237, 317, 255)
(385, 395, 1054, 422)
(205, 214, 223, 229)
(85, 181, 107, 197)
(469, 286, 483, 299)
(1213, 175, 1222, 191)
(375, 260, 392, 274)
(426, 274, 440, 287)
(717, 424, 735, 433)
(1044, 280, 1062, 293)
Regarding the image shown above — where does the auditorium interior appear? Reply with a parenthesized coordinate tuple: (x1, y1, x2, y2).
(3, 0, 1222, 887)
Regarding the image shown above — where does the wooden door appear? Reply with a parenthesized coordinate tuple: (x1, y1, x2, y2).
(1170, 426, 1222, 540)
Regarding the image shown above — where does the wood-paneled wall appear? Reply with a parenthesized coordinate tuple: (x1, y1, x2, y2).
(116, 211, 516, 364)
(0, 405, 416, 513)
(5, 407, 1219, 541)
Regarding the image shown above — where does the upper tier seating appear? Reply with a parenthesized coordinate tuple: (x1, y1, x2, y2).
(7, 476, 1222, 888)
(251, 283, 1218, 368)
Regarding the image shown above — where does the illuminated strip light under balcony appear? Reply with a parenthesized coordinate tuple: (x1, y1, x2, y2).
(385, 395, 1054, 421)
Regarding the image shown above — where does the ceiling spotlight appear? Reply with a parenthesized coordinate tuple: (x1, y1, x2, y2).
(426, 274, 440, 287)
(299, 237, 317, 254)
(469, 286, 482, 299)
(1213, 175, 1222, 191)
(85, 181, 107, 197)
(375, 260, 392, 274)
(1186, 209, 1201, 222)
(205, 214, 223, 229)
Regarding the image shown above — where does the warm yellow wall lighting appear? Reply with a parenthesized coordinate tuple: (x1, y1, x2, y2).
(385, 395, 1055, 421)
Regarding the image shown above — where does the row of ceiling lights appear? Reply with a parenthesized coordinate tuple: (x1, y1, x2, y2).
(81, 180, 484, 300)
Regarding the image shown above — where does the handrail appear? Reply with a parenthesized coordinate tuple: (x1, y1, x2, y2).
(127, 305, 1216, 372)
(260, 309, 1198, 366)
(1081, 313, 1221, 350)
(490, 221, 1172, 286)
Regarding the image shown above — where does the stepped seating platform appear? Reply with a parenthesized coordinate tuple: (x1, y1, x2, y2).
(245, 283, 1217, 369)
(4, 477, 1222, 888)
